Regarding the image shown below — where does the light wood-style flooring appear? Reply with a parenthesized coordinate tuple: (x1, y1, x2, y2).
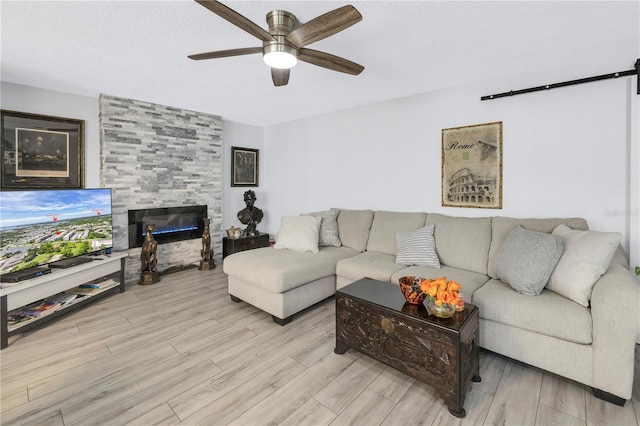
(1, 267, 639, 425)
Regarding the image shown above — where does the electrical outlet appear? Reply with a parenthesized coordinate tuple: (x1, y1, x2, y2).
(636, 266, 640, 276)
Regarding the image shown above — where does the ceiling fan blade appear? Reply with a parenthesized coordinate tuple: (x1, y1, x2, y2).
(188, 47, 262, 60)
(285, 5, 362, 47)
(271, 68, 290, 86)
(195, 0, 275, 43)
(298, 48, 364, 75)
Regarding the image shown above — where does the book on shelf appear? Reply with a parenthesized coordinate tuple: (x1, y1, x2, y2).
(54, 293, 78, 306)
(78, 283, 101, 289)
(66, 287, 101, 295)
(66, 279, 117, 295)
(19, 300, 61, 318)
(77, 279, 114, 289)
(7, 313, 35, 327)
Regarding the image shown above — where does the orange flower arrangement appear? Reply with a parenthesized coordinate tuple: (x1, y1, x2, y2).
(419, 276, 461, 307)
(399, 276, 462, 308)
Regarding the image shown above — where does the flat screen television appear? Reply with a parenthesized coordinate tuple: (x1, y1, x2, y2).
(0, 188, 113, 277)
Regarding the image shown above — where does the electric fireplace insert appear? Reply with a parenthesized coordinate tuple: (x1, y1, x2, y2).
(128, 205, 208, 248)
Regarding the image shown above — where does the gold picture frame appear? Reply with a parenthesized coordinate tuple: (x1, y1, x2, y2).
(1, 110, 84, 189)
(231, 146, 259, 187)
(442, 121, 502, 209)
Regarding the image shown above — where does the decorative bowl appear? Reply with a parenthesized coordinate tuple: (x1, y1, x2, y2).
(226, 226, 245, 239)
(398, 276, 427, 305)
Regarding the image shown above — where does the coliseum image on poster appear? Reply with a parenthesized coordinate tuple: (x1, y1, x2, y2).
(441, 122, 502, 209)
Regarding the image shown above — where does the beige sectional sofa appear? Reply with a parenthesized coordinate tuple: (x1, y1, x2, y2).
(223, 209, 639, 405)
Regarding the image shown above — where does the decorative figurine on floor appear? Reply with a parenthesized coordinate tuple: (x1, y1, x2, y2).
(237, 190, 263, 236)
(139, 223, 160, 285)
(199, 218, 215, 271)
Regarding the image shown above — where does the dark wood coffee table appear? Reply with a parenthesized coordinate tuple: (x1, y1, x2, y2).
(335, 278, 480, 418)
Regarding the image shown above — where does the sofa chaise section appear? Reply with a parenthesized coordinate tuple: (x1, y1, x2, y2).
(224, 245, 359, 324)
(223, 209, 373, 325)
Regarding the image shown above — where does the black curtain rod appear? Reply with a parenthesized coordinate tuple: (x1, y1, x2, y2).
(481, 58, 640, 101)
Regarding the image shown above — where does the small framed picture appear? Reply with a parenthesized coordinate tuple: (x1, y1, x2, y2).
(231, 146, 259, 187)
(1, 110, 84, 189)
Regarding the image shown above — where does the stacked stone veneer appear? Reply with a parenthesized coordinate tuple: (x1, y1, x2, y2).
(99, 94, 223, 283)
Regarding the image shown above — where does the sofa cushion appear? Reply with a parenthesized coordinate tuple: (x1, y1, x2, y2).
(274, 215, 322, 253)
(223, 246, 360, 293)
(425, 214, 492, 274)
(366, 211, 428, 255)
(334, 209, 374, 252)
(493, 226, 564, 296)
(336, 251, 406, 283)
(548, 224, 622, 307)
(390, 265, 489, 300)
(488, 216, 588, 279)
(474, 279, 593, 344)
(303, 208, 341, 247)
(395, 225, 440, 268)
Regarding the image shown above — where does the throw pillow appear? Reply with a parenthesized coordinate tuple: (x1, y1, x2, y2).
(302, 209, 341, 247)
(274, 215, 322, 253)
(493, 225, 564, 296)
(547, 224, 621, 307)
(395, 225, 441, 268)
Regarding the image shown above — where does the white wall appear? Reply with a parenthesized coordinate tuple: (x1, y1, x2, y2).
(222, 121, 266, 234)
(261, 69, 636, 260)
(1, 82, 101, 188)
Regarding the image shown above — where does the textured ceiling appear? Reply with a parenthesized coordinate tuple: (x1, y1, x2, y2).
(1, 1, 638, 126)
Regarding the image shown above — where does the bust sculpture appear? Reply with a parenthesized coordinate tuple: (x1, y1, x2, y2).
(237, 190, 263, 236)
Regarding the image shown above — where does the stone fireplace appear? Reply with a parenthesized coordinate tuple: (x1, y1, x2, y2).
(99, 94, 223, 283)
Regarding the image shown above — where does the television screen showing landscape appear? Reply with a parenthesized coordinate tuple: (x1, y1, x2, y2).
(0, 189, 113, 275)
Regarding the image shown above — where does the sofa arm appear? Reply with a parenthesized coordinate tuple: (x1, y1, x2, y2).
(590, 248, 639, 400)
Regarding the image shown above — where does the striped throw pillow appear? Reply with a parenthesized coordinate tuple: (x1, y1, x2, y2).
(395, 225, 441, 268)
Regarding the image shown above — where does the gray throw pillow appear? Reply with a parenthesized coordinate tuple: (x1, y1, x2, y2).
(494, 225, 564, 296)
(303, 208, 341, 247)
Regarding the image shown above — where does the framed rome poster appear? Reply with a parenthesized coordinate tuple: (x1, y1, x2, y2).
(442, 121, 502, 209)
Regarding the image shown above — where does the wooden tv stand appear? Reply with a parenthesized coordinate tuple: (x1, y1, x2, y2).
(0, 252, 127, 349)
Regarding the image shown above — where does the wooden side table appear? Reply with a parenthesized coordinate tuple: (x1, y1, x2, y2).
(223, 234, 269, 258)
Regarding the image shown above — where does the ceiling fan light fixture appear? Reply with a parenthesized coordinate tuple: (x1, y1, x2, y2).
(264, 51, 297, 69)
(263, 43, 298, 69)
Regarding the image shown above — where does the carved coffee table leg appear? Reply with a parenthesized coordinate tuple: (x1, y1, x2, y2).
(334, 340, 349, 354)
(448, 407, 466, 418)
(471, 351, 481, 382)
(438, 391, 467, 419)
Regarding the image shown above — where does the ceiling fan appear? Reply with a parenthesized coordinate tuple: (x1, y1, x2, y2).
(189, 0, 364, 87)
